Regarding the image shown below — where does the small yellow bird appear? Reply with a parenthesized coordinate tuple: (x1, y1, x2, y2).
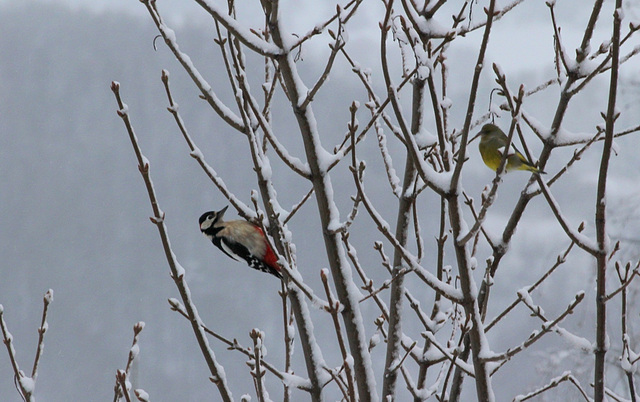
(477, 124, 544, 174)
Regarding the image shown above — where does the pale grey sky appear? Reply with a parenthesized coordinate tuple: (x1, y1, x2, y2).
(17, 0, 628, 74)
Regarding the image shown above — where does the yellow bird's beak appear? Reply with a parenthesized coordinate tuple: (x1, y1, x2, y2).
(469, 131, 482, 143)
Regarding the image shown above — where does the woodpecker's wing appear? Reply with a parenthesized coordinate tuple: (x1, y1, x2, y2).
(217, 237, 244, 262)
(216, 236, 282, 278)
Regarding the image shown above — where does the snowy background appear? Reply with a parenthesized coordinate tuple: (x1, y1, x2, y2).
(1, 0, 639, 401)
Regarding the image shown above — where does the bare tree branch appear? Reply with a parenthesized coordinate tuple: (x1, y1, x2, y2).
(112, 81, 234, 402)
(31, 289, 53, 382)
(141, 0, 246, 132)
(594, 2, 623, 397)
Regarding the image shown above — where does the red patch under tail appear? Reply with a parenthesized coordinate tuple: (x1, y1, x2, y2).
(254, 226, 280, 272)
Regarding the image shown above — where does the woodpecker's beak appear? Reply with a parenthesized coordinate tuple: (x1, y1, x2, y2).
(217, 205, 229, 218)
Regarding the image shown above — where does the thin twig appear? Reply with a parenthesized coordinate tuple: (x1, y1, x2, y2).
(594, 2, 622, 397)
(236, 68, 312, 179)
(343, 235, 389, 321)
(278, 281, 293, 402)
(487, 291, 586, 371)
(249, 329, 267, 402)
(486, 237, 578, 332)
(537, 176, 599, 255)
(605, 264, 640, 302)
(142, 0, 246, 132)
(113, 322, 145, 402)
(322, 367, 351, 401)
(191, 0, 281, 56)
(116, 370, 132, 402)
(0, 306, 34, 402)
(299, 20, 345, 109)
(288, 0, 362, 50)
(167, 298, 310, 389)
(514, 371, 590, 401)
(112, 81, 234, 402)
(421, 331, 475, 378)
(359, 268, 409, 304)
(547, 2, 572, 76)
(349, 152, 462, 303)
(31, 289, 53, 382)
(160, 70, 254, 219)
(320, 270, 356, 402)
(283, 187, 314, 225)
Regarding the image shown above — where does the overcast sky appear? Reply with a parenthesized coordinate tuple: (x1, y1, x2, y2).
(17, 0, 637, 74)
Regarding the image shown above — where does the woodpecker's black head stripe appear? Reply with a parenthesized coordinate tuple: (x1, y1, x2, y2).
(199, 211, 213, 226)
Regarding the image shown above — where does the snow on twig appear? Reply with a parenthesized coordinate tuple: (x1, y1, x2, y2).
(113, 322, 146, 402)
(422, 331, 475, 377)
(116, 370, 132, 402)
(167, 298, 310, 390)
(299, 19, 345, 110)
(380, 3, 450, 196)
(513, 371, 590, 401)
(485, 291, 587, 373)
(319, 270, 357, 401)
(193, 0, 281, 56)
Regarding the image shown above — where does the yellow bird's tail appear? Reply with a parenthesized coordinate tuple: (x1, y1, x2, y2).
(515, 153, 545, 174)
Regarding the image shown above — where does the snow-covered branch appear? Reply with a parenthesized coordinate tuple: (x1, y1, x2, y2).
(160, 70, 255, 219)
(380, 1, 450, 196)
(142, 0, 246, 132)
(236, 67, 312, 179)
(513, 371, 590, 401)
(192, 0, 282, 56)
(486, 237, 578, 332)
(288, 0, 362, 50)
(167, 298, 311, 390)
(268, 3, 379, 399)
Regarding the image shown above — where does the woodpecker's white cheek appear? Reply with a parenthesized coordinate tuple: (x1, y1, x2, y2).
(200, 217, 214, 231)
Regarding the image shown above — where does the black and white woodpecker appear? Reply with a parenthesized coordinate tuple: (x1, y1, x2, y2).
(199, 206, 282, 279)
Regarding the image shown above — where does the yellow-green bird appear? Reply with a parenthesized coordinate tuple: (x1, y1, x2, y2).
(477, 124, 544, 174)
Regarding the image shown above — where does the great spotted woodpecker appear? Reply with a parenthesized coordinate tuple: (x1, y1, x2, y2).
(199, 206, 282, 279)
